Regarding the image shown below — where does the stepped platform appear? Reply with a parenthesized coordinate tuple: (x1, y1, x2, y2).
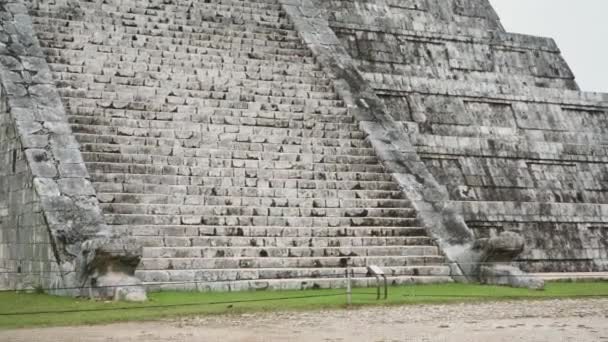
(20, 0, 452, 290)
(2, 0, 606, 295)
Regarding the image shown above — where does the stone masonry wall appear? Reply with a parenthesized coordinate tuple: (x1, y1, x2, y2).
(316, 0, 608, 272)
(0, 87, 61, 290)
(279, 0, 481, 280)
(323, 1, 577, 91)
(0, 0, 141, 295)
(6, 0, 607, 295)
(23, 0, 454, 291)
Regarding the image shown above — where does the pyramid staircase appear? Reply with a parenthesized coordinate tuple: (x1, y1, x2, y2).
(28, 0, 453, 291)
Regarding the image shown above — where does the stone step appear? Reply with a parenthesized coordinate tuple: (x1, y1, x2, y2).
(77, 136, 376, 157)
(131, 236, 434, 248)
(70, 113, 354, 132)
(55, 2, 294, 28)
(39, 37, 312, 64)
(68, 114, 357, 131)
(47, 52, 330, 81)
(138, 255, 444, 270)
(33, 14, 298, 41)
(94, 183, 406, 200)
(49, 54, 325, 81)
(34, 15, 302, 41)
(83, 153, 381, 171)
(39, 8, 294, 33)
(44, 46, 320, 75)
(37, 3, 294, 29)
(87, 169, 396, 184)
(68, 116, 365, 141)
(59, 81, 341, 102)
(103, 0, 286, 15)
(68, 105, 349, 121)
(66, 101, 348, 120)
(532, 272, 608, 282)
(76, 137, 372, 158)
(136, 266, 450, 283)
(68, 99, 347, 116)
(92, 172, 397, 187)
(143, 275, 454, 292)
(110, 225, 428, 238)
(86, 164, 390, 181)
(64, 94, 344, 114)
(85, 159, 390, 176)
(104, 214, 419, 227)
(103, 9, 291, 32)
(80, 146, 381, 166)
(34, 0, 286, 16)
(55, 71, 336, 94)
(99, 203, 416, 218)
(38, 27, 306, 53)
(51, 63, 329, 89)
(98, 193, 411, 209)
(94, 0, 284, 10)
(73, 128, 368, 146)
(84, 155, 386, 173)
(69, 117, 357, 134)
(91, 174, 399, 191)
(140, 245, 440, 259)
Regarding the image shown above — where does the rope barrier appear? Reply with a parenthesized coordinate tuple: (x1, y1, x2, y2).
(0, 291, 380, 317)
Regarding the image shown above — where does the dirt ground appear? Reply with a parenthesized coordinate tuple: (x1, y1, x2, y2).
(2, 299, 607, 342)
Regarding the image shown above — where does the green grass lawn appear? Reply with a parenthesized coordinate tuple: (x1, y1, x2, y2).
(1, 282, 607, 330)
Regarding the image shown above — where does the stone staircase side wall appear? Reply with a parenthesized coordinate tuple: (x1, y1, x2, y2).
(0, 77, 62, 290)
(0, 0, 120, 293)
(278, 0, 482, 280)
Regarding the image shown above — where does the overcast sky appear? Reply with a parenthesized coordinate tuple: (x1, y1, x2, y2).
(489, 0, 608, 93)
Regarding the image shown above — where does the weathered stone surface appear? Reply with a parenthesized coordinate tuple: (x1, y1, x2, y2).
(474, 232, 543, 289)
(302, 0, 608, 275)
(2, 0, 606, 294)
(0, 0, 145, 299)
(477, 232, 525, 263)
(279, 0, 478, 280)
(93, 272, 147, 302)
(0, 0, 459, 293)
(479, 264, 545, 290)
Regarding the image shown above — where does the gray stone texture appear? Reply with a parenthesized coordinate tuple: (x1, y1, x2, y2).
(476, 231, 544, 289)
(0, 86, 62, 290)
(279, 0, 479, 279)
(311, 0, 608, 273)
(0, 0, 145, 299)
(3, 0, 605, 294)
(17, 0, 456, 291)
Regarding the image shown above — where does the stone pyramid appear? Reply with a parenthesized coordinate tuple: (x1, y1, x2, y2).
(0, 0, 606, 296)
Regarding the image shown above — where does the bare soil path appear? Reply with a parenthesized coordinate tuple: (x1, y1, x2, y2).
(2, 299, 607, 342)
